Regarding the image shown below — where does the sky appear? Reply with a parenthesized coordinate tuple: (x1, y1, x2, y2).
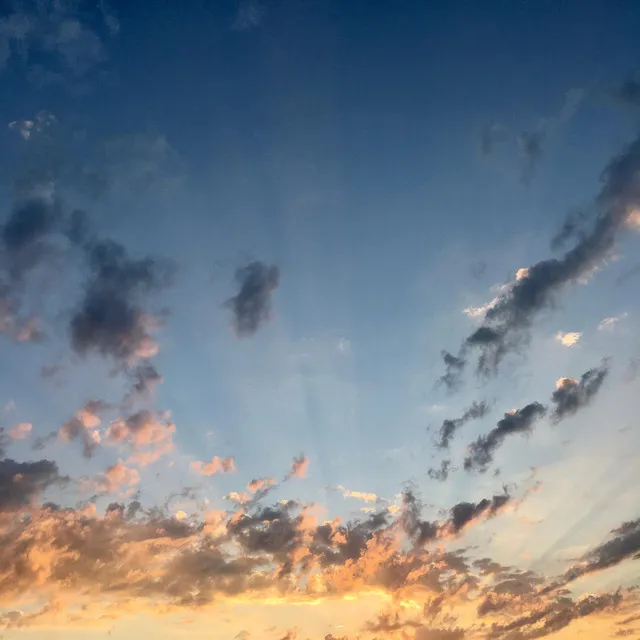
(0, 0, 640, 638)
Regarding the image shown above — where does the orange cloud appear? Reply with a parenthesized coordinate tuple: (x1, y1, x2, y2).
(191, 456, 236, 476)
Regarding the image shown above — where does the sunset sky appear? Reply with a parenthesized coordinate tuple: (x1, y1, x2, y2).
(0, 1, 639, 638)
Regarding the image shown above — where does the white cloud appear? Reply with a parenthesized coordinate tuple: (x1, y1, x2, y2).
(555, 331, 582, 347)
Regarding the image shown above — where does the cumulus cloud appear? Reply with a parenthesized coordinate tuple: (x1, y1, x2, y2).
(464, 402, 548, 472)
(550, 362, 609, 423)
(191, 456, 236, 476)
(555, 330, 582, 347)
(437, 400, 490, 449)
(105, 410, 175, 466)
(58, 399, 109, 458)
(445, 131, 640, 377)
(91, 460, 140, 495)
(226, 261, 280, 337)
(70, 238, 174, 367)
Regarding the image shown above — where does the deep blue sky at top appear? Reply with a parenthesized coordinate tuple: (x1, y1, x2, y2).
(1, 0, 640, 511)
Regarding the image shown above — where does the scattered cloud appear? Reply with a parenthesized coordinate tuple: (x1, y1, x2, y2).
(555, 330, 582, 347)
(286, 454, 309, 480)
(437, 400, 490, 449)
(226, 261, 280, 337)
(191, 456, 236, 476)
(464, 402, 548, 472)
(445, 131, 640, 377)
(551, 362, 609, 423)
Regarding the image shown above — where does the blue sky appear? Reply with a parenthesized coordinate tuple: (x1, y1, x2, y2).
(0, 1, 640, 638)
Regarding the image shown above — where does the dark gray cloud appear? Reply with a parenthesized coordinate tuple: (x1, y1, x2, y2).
(0, 458, 64, 510)
(448, 493, 510, 533)
(447, 131, 640, 377)
(71, 238, 173, 366)
(464, 402, 547, 472)
(437, 350, 467, 390)
(550, 210, 588, 252)
(561, 518, 640, 585)
(551, 362, 609, 423)
(428, 459, 452, 483)
(226, 261, 280, 337)
(437, 400, 490, 449)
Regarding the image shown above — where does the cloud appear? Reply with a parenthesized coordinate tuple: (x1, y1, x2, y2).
(124, 361, 163, 404)
(550, 362, 609, 423)
(191, 456, 236, 476)
(58, 399, 110, 458)
(437, 400, 490, 449)
(446, 131, 640, 377)
(0, 0, 115, 81)
(231, 1, 266, 31)
(286, 454, 309, 480)
(70, 238, 174, 367)
(105, 410, 175, 466)
(518, 88, 585, 185)
(464, 402, 548, 472)
(0, 458, 64, 510)
(437, 350, 467, 391)
(561, 518, 640, 585)
(91, 460, 140, 495)
(598, 313, 628, 331)
(428, 459, 452, 482)
(226, 261, 280, 337)
(555, 331, 582, 347)
(8, 423, 32, 440)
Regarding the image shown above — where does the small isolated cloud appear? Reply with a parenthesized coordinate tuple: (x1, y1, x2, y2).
(287, 454, 309, 479)
(598, 313, 628, 331)
(8, 110, 56, 140)
(464, 402, 547, 473)
(337, 485, 379, 504)
(231, 1, 266, 31)
(555, 331, 582, 347)
(191, 456, 236, 476)
(428, 459, 452, 483)
(71, 238, 174, 367)
(8, 422, 32, 440)
(226, 261, 280, 337)
(551, 362, 609, 423)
